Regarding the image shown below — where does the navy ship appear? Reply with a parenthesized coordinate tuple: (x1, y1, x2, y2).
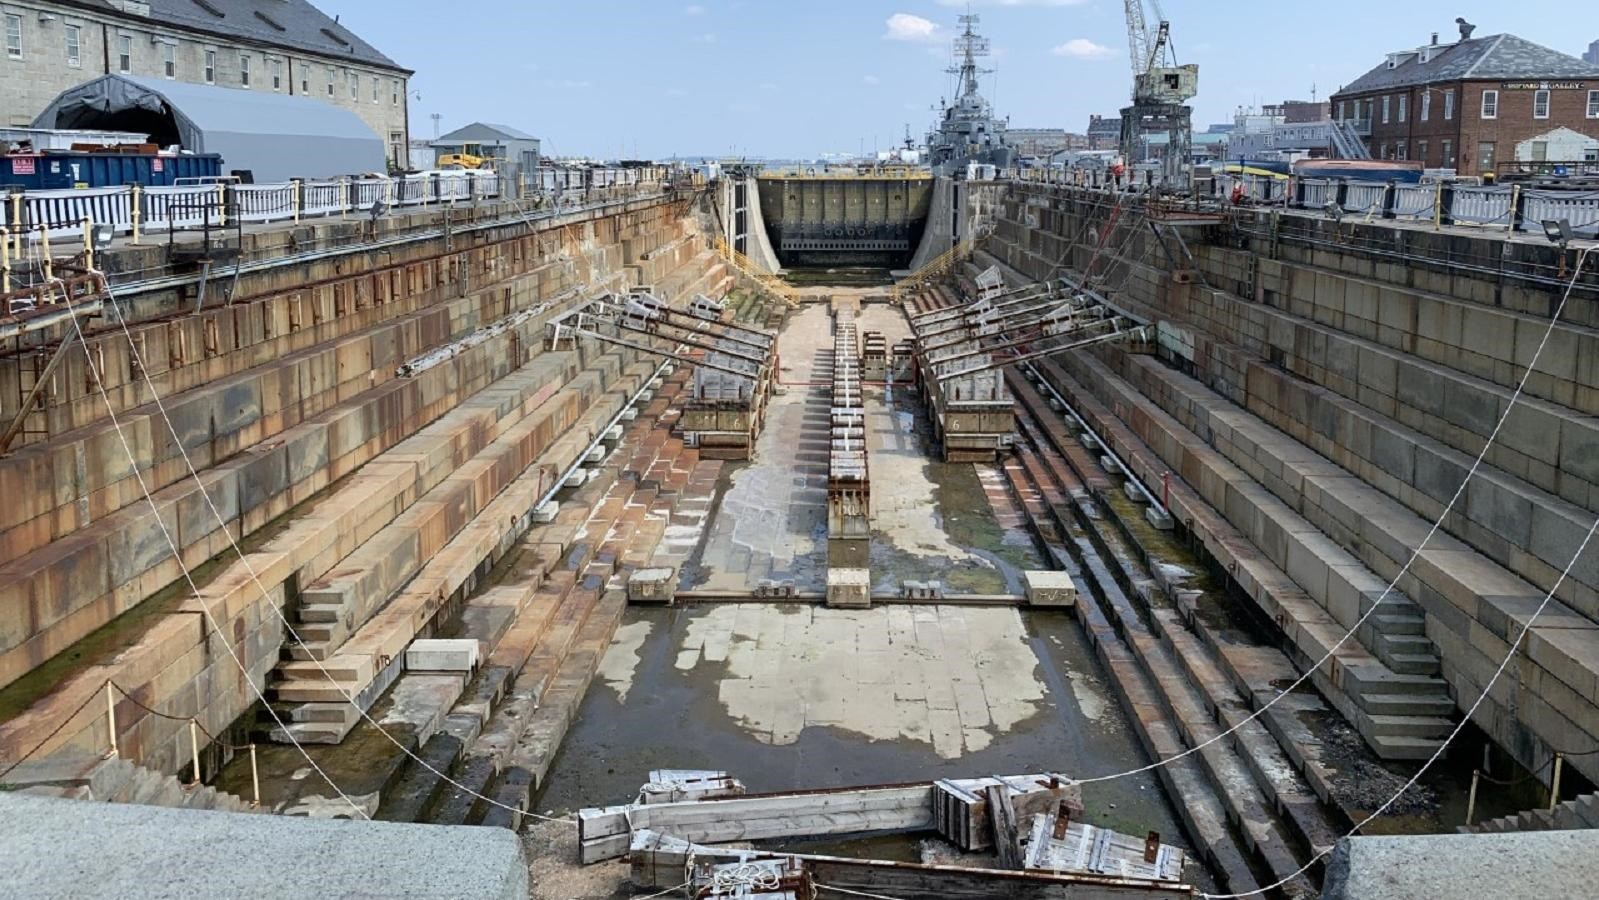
(925, 14, 1015, 176)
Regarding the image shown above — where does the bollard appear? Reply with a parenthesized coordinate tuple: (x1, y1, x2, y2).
(105, 683, 119, 758)
(1465, 768, 1480, 826)
(249, 743, 261, 808)
(39, 226, 53, 283)
(1, 225, 10, 293)
(81, 217, 92, 271)
(188, 720, 201, 786)
(1550, 753, 1565, 811)
(293, 180, 303, 223)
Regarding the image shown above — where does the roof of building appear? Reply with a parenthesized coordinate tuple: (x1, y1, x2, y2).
(61, 0, 405, 72)
(433, 122, 540, 145)
(1337, 33, 1599, 94)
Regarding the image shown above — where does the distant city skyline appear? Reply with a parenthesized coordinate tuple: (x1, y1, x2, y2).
(319, 1, 1597, 159)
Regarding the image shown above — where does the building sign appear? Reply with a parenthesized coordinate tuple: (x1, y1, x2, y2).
(1501, 81, 1586, 90)
(11, 158, 34, 175)
(152, 158, 164, 172)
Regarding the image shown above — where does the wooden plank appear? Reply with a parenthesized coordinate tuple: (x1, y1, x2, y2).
(987, 784, 1022, 870)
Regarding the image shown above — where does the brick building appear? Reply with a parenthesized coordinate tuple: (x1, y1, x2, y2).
(0, 0, 410, 167)
(1085, 114, 1120, 151)
(1330, 28, 1599, 176)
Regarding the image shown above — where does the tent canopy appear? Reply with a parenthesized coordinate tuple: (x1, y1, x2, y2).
(32, 75, 386, 182)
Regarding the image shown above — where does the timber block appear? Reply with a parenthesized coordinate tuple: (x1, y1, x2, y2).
(1023, 570, 1077, 608)
(826, 568, 871, 609)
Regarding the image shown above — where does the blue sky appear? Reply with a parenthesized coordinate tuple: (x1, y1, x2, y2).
(320, 1, 1595, 159)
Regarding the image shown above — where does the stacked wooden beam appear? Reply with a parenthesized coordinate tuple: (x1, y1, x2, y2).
(827, 306, 869, 546)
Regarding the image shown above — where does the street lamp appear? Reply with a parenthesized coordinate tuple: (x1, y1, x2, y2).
(1542, 218, 1574, 249)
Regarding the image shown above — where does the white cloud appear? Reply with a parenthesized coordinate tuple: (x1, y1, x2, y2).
(862, 75, 881, 85)
(1051, 38, 1115, 60)
(884, 13, 943, 43)
(683, 3, 706, 13)
(692, 32, 717, 43)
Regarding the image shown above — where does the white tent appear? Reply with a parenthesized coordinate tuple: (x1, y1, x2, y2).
(33, 75, 385, 182)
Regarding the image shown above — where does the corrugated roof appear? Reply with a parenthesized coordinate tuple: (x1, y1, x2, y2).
(435, 122, 540, 143)
(59, 0, 404, 72)
(1338, 34, 1599, 94)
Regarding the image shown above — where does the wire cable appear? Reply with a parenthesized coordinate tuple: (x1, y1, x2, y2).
(54, 276, 369, 818)
(90, 263, 600, 825)
(0, 678, 107, 782)
(1060, 248, 1592, 787)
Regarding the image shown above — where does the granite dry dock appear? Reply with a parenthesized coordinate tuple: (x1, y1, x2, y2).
(3, 165, 1598, 900)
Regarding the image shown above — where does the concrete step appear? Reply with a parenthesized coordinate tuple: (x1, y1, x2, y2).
(1363, 714, 1453, 739)
(297, 604, 347, 625)
(266, 720, 352, 745)
(1577, 794, 1599, 827)
(1367, 733, 1446, 760)
(1358, 692, 1457, 718)
(1373, 613, 1427, 636)
(1372, 632, 1437, 657)
(1385, 652, 1442, 677)
(1553, 803, 1589, 831)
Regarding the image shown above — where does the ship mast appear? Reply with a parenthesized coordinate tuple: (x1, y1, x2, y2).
(946, 14, 992, 98)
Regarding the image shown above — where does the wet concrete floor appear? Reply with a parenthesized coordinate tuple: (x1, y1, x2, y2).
(539, 602, 1184, 846)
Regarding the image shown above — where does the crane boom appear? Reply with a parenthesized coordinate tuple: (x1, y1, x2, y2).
(1124, 0, 1150, 82)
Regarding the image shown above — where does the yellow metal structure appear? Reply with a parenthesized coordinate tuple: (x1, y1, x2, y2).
(437, 154, 494, 170)
(713, 237, 799, 306)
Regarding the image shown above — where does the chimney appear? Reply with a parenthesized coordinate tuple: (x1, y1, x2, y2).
(1456, 17, 1476, 40)
(1431, 32, 1439, 45)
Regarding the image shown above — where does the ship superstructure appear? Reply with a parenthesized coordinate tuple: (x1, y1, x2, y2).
(925, 14, 1015, 176)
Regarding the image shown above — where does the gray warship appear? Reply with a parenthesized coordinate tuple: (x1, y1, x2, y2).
(925, 14, 1015, 176)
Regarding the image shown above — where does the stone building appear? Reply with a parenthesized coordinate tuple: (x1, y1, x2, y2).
(1330, 26, 1599, 175)
(0, 0, 411, 168)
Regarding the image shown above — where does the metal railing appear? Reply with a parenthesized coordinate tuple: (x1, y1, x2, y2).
(712, 237, 800, 306)
(0, 170, 505, 242)
(890, 233, 985, 304)
(1214, 173, 1598, 236)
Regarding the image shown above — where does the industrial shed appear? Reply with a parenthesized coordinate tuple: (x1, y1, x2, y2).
(32, 75, 385, 183)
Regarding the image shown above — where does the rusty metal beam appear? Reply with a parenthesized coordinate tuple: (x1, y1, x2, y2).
(932, 324, 1149, 384)
(0, 332, 79, 455)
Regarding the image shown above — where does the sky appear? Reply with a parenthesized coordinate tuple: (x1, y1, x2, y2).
(318, 1, 1597, 159)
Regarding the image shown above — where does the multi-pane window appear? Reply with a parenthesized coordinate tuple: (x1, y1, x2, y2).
(1398, 94, 1407, 123)
(1444, 89, 1455, 120)
(372, 75, 379, 103)
(4, 14, 20, 59)
(348, 70, 358, 100)
(271, 57, 283, 91)
(160, 42, 175, 78)
(204, 49, 216, 83)
(240, 53, 250, 87)
(117, 34, 131, 73)
(1589, 90, 1599, 118)
(1396, 140, 1407, 160)
(1382, 95, 1391, 123)
(1421, 91, 1430, 122)
(1337, 100, 1346, 120)
(64, 24, 80, 67)
(1442, 139, 1453, 166)
(1477, 140, 1496, 172)
(1481, 89, 1498, 119)
(1417, 140, 1428, 164)
(1533, 89, 1550, 119)
(326, 65, 335, 96)
(301, 67, 309, 94)
(1530, 140, 1548, 162)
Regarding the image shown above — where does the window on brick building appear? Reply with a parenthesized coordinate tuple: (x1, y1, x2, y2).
(1382, 95, 1391, 123)
(1442, 139, 1453, 166)
(1481, 89, 1497, 119)
(160, 42, 175, 78)
(301, 65, 309, 94)
(1477, 141, 1496, 172)
(1397, 140, 1407, 160)
(1589, 90, 1599, 118)
(117, 34, 131, 73)
(1398, 94, 1407, 123)
(204, 49, 215, 83)
(4, 14, 20, 59)
(239, 53, 250, 87)
(348, 69, 358, 100)
(271, 56, 282, 91)
(1445, 89, 1455, 120)
(391, 79, 399, 105)
(64, 24, 80, 67)
(1421, 91, 1430, 122)
(1417, 139, 1428, 164)
(372, 75, 379, 103)
(326, 65, 335, 96)
(1533, 89, 1550, 119)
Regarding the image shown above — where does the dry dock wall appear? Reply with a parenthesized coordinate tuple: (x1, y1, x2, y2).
(0, 193, 729, 776)
(991, 183, 1599, 782)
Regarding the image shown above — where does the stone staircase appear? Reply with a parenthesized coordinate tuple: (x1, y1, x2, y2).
(3, 754, 256, 814)
(1466, 793, 1599, 834)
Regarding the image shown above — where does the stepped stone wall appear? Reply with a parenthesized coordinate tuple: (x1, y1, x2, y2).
(990, 183, 1599, 784)
(0, 194, 725, 779)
